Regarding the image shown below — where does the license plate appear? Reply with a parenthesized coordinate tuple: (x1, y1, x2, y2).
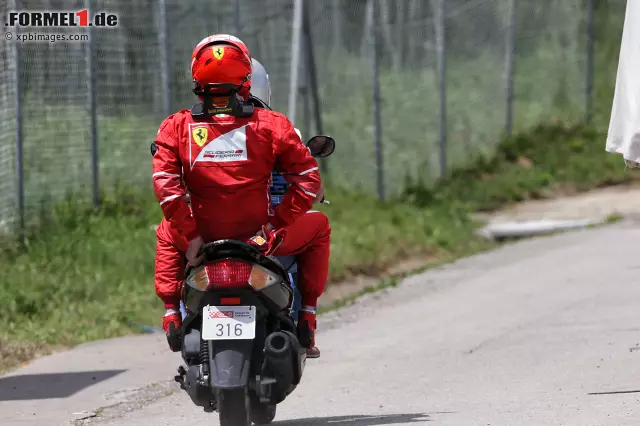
(202, 305, 256, 341)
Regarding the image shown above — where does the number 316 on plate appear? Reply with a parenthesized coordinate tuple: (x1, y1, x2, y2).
(202, 305, 256, 340)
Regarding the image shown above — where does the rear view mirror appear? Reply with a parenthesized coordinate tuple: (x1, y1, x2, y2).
(306, 135, 335, 158)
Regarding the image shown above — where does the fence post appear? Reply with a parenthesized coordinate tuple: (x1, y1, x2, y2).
(331, 0, 343, 51)
(435, 0, 447, 178)
(159, 0, 171, 117)
(9, 0, 24, 237)
(585, 0, 595, 124)
(370, 0, 385, 201)
(288, 0, 304, 125)
(301, 47, 311, 141)
(233, 0, 241, 37)
(85, 0, 99, 209)
(504, 0, 517, 137)
(302, 0, 328, 175)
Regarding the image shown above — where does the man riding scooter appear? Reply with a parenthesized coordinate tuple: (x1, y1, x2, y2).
(153, 49, 328, 358)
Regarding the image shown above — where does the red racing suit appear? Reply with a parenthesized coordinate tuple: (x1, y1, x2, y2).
(152, 108, 331, 309)
(155, 216, 189, 310)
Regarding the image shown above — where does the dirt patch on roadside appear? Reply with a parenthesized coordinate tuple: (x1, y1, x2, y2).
(318, 257, 431, 308)
(484, 183, 640, 222)
(0, 338, 56, 373)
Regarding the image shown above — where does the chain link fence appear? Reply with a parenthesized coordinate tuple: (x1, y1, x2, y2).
(0, 18, 16, 236)
(302, 0, 596, 197)
(0, 0, 623, 237)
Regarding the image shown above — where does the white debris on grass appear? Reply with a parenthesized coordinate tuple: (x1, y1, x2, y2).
(477, 217, 608, 240)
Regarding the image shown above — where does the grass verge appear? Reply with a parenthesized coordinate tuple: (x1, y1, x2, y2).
(0, 122, 633, 372)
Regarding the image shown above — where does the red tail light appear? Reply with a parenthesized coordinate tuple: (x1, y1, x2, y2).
(205, 259, 252, 289)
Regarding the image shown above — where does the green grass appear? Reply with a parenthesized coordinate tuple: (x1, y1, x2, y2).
(0, 119, 633, 372)
(403, 122, 632, 212)
(15, 107, 158, 229)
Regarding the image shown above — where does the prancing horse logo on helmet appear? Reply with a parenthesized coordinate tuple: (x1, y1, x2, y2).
(192, 126, 208, 147)
(213, 46, 224, 60)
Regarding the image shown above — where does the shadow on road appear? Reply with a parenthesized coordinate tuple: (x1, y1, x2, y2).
(274, 412, 438, 425)
(0, 369, 126, 401)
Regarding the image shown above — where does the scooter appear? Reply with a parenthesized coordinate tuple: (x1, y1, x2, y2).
(174, 135, 335, 425)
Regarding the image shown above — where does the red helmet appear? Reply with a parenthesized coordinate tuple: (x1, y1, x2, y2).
(191, 34, 252, 99)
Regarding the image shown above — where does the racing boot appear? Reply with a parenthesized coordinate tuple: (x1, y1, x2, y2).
(297, 307, 320, 358)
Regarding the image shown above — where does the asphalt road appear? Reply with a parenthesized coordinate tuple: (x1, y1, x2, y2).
(2, 221, 640, 425)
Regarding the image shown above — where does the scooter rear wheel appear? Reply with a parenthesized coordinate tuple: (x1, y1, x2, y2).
(250, 394, 277, 425)
(218, 389, 250, 426)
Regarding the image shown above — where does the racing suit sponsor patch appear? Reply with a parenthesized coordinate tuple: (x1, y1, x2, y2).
(190, 124, 249, 168)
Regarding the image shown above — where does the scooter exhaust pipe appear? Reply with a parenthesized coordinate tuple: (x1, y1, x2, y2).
(265, 332, 292, 356)
(263, 331, 296, 403)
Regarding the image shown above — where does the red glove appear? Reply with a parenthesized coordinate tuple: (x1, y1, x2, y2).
(162, 311, 182, 352)
(247, 224, 287, 256)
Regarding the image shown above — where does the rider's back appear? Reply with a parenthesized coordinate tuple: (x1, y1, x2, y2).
(158, 107, 308, 242)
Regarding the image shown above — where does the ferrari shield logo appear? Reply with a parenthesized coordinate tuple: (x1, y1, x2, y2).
(192, 126, 208, 147)
(213, 46, 225, 60)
